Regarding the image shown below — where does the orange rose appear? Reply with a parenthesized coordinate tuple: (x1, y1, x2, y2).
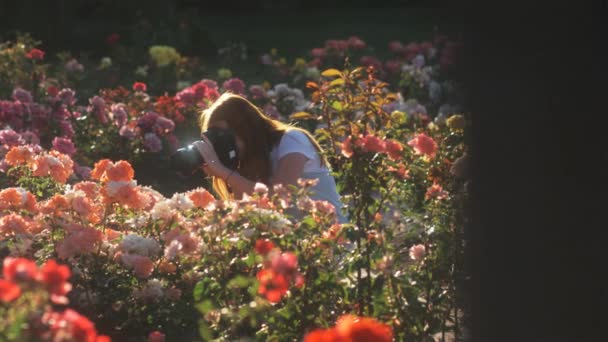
(105, 160, 134, 182)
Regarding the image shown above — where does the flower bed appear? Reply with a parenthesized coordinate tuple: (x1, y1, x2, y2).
(1, 34, 468, 341)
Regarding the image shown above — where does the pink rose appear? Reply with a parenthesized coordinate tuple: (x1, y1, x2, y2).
(409, 244, 426, 261)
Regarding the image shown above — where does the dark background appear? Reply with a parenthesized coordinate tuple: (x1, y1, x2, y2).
(1, 1, 606, 341)
(0, 0, 459, 59)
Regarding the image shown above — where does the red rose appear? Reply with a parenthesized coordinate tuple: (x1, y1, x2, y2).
(148, 331, 165, 342)
(336, 315, 393, 342)
(40, 260, 72, 304)
(0, 280, 21, 302)
(44, 309, 98, 342)
(25, 48, 45, 60)
(384, 139, 403, 160)
(304, 315, 393, 342)
(359, 135, 386, 154)
(255, 239, 275, 256)
(3, 257, 39, 282)
(133, 82, 147, 92)
(192, 83, 208, 99)
(407, 133, 438, 159)
(303, 328, 342, 342)
(257, 268, 289, 303)
(47, 85, 59, 97)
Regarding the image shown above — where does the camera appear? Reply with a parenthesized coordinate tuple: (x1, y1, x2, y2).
(171, 127, 239, 175)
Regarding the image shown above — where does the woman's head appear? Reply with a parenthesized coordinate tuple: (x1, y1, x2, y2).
(200, 93, 281, 163)
(199, 93, 327, 199)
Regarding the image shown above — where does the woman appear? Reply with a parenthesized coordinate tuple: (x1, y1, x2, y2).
(192, 92, 347, 223)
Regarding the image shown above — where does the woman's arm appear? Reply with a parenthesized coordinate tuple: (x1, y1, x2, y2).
(193, 136, 309, 198)
(270, 153, 308, 187)
(224, 153, 309, 198)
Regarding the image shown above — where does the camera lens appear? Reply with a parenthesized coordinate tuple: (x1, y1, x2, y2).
(171, 145, 204, 175)
(170, 127, 239, 176)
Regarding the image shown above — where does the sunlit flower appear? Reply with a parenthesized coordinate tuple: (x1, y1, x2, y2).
(407, 133, 438, 159)
(151, 199, 175, 220)
(384, 139, 403, 160)
(121, 254, 154, 279)
(341, 135, 354, 158)
(409, 244, 426, 261)
(56, 224, 103, 259)
(358, 135, 386, 154)
(169, 193, 194, 211)
(425, 181, 448, 200)
(0, 213, 36, 237)
(121, 234, 161, 257)
(188, 188, 215, 209)
(0, 187, 37, 211)
(5, 145, 34, 166)
(105, 160, 135, 182)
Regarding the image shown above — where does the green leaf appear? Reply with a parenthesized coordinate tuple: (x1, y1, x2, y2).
(195, 300, 215, 314)
(321, 68, 342, 77)
(276, 306, 293, 320)
(227, 275, 251, 289)
(198, 319, 214, 340)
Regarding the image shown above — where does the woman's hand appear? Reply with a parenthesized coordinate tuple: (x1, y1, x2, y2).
(192, 135, 230, 179)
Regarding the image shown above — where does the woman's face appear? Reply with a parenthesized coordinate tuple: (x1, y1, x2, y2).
(209, 120, 246, 160)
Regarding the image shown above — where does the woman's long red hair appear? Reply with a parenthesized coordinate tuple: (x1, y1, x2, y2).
(199, 93, 327, 199)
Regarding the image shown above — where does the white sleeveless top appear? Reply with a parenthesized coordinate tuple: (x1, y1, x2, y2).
(269, 130, 348, 223)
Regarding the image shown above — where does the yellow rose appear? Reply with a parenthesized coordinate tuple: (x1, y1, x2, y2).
(148, 46, 181, 67)
(391, 110, 406, 124)
(446, 114, 465, 131)
(217, 68, 232, 79)
(294, 58, 307, 69)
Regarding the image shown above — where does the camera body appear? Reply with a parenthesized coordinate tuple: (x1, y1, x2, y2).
(171, 127, 239, 175)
